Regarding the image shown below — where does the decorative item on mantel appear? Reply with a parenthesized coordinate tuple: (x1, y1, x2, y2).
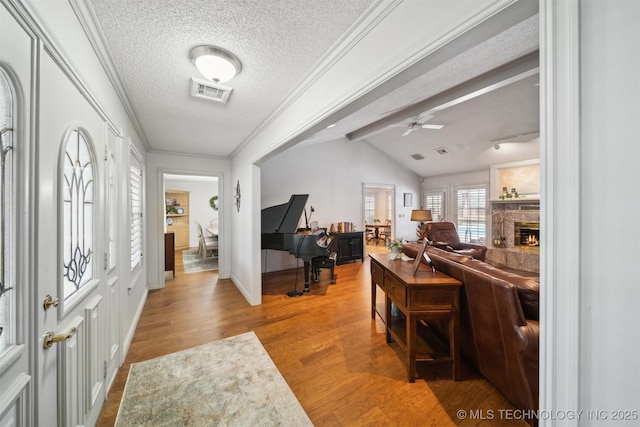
(499, 186, 520, 199)
(386, 239, 403, 260)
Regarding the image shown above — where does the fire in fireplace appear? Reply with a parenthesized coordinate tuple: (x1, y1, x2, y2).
(514, 221, 540, 247)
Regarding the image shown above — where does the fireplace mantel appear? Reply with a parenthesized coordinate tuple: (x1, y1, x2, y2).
(490, 195, 540, 204)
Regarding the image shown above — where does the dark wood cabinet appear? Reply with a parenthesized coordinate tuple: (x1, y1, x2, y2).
(164, 232, 175, 278)
(334, 232, 364, 265)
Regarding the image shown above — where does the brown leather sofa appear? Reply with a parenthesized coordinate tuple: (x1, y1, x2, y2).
(403, 242, 539, 414)
(425, 221, 488, 261)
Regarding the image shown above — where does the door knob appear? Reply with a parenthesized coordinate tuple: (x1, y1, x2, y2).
(43, 294, 59, 311)
(43, 327, 77, 349)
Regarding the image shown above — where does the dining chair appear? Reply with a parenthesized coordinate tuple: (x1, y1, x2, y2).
(379, 219, 392, 242)
(196, 221, 218, 262)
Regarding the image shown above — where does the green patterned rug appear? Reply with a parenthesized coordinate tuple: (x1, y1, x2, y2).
(181, 249, 218, 273)
(115, 332, 312, 426)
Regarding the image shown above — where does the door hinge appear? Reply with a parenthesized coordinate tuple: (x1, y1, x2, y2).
(104, 252, 108, 270)
(104, 361, 108, 379)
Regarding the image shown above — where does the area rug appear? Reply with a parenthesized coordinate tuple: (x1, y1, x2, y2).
(115, 331, 312, 427)
(181, 249, 218, 273)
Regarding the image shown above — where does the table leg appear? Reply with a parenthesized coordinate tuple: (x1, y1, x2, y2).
(450, 311, 460, 381)
(371, 278, 376, 319)
(385, 295, 392, 343)
(407, 312, 417, 383)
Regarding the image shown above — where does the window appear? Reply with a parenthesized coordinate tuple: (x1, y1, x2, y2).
(387, 194, 392, 221)
(62, 129, 95, 300)
(364, 196, 375, 224)
(456, 186, 486, 244)
(0, 71, 14, 354)
(424, 190, 446, 221)
(130, 149, 143, 272)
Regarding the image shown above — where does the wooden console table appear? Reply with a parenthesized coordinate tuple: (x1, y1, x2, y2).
(369, 253, 462, 382)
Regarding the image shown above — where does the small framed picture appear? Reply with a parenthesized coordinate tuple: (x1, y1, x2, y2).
(176, 208, 184, 214)
(413, 239, 436, 275)
(403, 192, 412, 207)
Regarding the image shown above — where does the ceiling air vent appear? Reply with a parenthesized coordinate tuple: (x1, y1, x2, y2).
(411, 153, 425, 160)
(434, 147, 449, 155)
(190, 77, 233, 104)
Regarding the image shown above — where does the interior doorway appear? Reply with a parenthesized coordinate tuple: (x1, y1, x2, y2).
(162, 173, 220, 280)
(362, 183, 395, 250)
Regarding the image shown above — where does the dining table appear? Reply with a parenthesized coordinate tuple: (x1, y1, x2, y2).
(365, 224, 391, 244)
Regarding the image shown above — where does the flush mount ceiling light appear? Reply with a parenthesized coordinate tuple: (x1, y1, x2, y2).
(190, 45, 242, 83)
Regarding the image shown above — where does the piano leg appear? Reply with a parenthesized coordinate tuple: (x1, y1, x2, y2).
(303, 260, 311, 292)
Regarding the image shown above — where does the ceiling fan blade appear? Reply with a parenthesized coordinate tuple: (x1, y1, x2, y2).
(388, 124, 407, 128)
(402, 128, 414, 136)
(421, 124, 444, 130)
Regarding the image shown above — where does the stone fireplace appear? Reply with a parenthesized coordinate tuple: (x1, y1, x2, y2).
(514, 221, 540, 247)
(486, 199, 540, 273)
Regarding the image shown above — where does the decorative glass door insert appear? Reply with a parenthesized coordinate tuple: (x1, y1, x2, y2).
(62, 129, 95, 300)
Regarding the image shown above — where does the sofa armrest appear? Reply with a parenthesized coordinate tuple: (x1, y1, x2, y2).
(518, 320, 539, 410)
(518, 320, 539, 362)
(455, 242, 487, 261)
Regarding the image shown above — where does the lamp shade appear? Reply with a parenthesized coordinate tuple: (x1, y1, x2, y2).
(411, 209, 432, 222)
(190, 45, 242, 83)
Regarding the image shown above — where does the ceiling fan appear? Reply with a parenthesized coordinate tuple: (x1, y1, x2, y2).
(388, 114, 444, 136)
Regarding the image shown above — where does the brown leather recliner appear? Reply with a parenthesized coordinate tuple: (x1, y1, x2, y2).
(426, 221, 487, 261)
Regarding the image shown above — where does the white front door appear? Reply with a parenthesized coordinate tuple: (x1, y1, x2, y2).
(103, 129, 121, 394)
(0, 66, 31, 427)
(34, 48, 109, 426)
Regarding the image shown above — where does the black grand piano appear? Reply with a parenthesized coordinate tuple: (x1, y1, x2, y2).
(261, 194, 333, 295)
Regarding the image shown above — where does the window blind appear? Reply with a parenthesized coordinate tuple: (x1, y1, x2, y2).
(424, 191, 445, 222)
(456, 186, 486, 244)
(130, 151, 143, 271)
(364, 196, 375, 224)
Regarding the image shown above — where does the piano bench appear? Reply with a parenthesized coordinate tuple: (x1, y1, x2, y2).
(311, 252, 337, 284)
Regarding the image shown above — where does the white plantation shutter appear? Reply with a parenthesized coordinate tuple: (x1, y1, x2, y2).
(130, 150, 143, 271)
(424, 190, 445, 221)
(364, 196, 375, 224)
(455, 186, 486, 244)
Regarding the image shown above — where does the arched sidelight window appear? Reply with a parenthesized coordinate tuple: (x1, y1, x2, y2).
(0, 71, 15, 353)
(62, 129, 95, 300)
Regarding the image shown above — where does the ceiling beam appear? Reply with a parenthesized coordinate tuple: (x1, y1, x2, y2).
(346, 50, 539, 141)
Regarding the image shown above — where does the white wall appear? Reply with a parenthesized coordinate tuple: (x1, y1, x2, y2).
(146, 152, 230, 289)
(164, 177, 219, 247)
(540, 1, 640, 424)
(230, 0, 516, 305)
(577, 0, 639, 418)
(261, 139, 420, 271)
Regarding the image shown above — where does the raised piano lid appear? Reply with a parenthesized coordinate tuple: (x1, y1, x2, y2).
(261, 194, 309, 233)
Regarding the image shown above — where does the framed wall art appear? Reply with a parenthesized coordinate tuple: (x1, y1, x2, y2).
(403, 192, 412, 207)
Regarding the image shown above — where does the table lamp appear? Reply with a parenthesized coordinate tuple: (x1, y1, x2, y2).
(410, 209, 432, 242)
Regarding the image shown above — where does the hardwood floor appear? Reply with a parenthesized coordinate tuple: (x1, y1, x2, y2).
(97, 245, 525, 426)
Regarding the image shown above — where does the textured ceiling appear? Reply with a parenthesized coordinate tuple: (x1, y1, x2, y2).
(87, 0, 540, 176)
(87, 0, 375, 156)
